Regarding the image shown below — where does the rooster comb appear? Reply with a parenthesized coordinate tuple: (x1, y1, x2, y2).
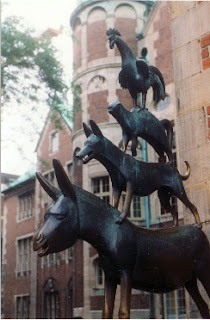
(106, 28, 121, 37)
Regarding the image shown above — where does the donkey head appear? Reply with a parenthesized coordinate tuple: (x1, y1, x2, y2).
(77, 120, 105, 164)
(106, 28, 121, 49)
(33, 159, 79, 257)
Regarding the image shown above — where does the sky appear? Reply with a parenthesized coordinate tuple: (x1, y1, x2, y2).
(1, 0, 79, 175)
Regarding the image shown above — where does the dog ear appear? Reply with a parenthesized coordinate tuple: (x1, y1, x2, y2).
(90, 120, 103, 138)
(83, 122, 92, 138)
(53, 159, 77, 201)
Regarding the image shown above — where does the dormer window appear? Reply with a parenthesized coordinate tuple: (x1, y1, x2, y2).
(50, 131, 59, 154)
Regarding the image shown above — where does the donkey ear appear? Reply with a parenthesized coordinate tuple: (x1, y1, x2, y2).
(53, 159, 77, 201)
(83, 122, 92, 138)
(90, 120, 103, 138)
(36, 172, 61, 201)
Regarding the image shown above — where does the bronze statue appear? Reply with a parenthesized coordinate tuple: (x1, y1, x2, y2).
(106, 28, 165, 111)
(77, 120, 201, 227)
(108, 100, 173, 160)
(33, 159, 210, 319)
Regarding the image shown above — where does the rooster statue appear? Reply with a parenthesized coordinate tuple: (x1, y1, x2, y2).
(106, 28, 165, 111)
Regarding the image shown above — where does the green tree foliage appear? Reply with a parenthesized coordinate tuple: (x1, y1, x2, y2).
(1, 16, 68, 108)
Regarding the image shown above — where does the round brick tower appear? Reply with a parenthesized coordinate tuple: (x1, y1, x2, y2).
(70, 0, 153, 188)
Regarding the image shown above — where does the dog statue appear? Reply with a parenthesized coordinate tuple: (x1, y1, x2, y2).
(77, 120, 201, 227)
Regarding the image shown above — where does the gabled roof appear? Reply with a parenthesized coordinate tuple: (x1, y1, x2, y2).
(2, 167, 36, 193)
(35, 105, 73, 152)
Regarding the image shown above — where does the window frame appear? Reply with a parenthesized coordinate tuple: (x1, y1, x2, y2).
(18, 191, 34, 222)
(43, 278, 60, 319)
(49, 130, 59, 155)
(93, 258, 105, 289)
(15, 294, 30, 319)
(120, 194, 143, 222)
(16, 234, 33, 277)
(91, 176, 111, 205)
(163, 288, 186, 319)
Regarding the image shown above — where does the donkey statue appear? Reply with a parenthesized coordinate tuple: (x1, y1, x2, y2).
(108, 100, 173, 161)
(77, 120, 201, 227)
(33, 159, 210, 319)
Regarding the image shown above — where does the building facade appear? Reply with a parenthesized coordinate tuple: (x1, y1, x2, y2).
(2, 1, 209, 319)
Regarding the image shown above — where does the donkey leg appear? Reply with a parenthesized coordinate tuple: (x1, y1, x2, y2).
(185, 278, 210, 319)
(178, 192, 202, 228)
(103, 275, 117, 319)
(197, 270, 210, 299)
(196, 251, 210, 298)
(112, 188, 121, 209)
(131, 137, 137, 157)
(116, 183, 133, 224)
(119, 270, 132, 319)
(158, 189, 178, 226)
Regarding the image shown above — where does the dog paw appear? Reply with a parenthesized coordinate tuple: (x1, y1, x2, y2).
(194, 223, 202, 229)
(116, 216, 125, 224)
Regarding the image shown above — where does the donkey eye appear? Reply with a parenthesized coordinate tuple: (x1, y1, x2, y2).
(44, 213, 50, 220)
(56, 214, 65, 221)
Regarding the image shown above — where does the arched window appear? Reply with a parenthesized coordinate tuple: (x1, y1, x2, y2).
(43, 278, 60, 319)
(93, 258, 104, 289)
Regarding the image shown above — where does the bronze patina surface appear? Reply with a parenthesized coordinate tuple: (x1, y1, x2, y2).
(33, 160, 210, 319)
(106, 28, 165, 111)
(77, 121, 201, 227)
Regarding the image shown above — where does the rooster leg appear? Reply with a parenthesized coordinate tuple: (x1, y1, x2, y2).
(136, 93, 147, 112)
(141, 92, 146, 109)
(131, 97, 141, 113)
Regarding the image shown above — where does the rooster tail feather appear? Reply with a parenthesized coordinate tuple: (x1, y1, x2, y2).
(150, 65, 165, 102)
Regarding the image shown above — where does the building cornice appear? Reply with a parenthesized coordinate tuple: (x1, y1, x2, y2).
(73, 63, 121, 81)
(70, 0, 155, 29)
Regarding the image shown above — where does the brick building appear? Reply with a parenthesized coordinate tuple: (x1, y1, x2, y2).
(2, 1, 209, 319)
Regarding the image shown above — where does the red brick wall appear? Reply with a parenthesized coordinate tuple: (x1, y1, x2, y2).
(3, 184, 35, 318)
(154, 4, 174, 85)
(87, 20, 107, 62)
(200, 33, 210, 70)
(115, 18, 137, 56)
(88, 90, 109, 123)
(116, 88, 133, 110)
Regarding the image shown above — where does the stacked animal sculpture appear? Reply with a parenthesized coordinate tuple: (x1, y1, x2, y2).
(106, 28, 165, 110)
(33, 159, 210, 319)
(108, 100, 173, 160)
(77, 120, 201, 227)
(33, 28, 208, 320)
